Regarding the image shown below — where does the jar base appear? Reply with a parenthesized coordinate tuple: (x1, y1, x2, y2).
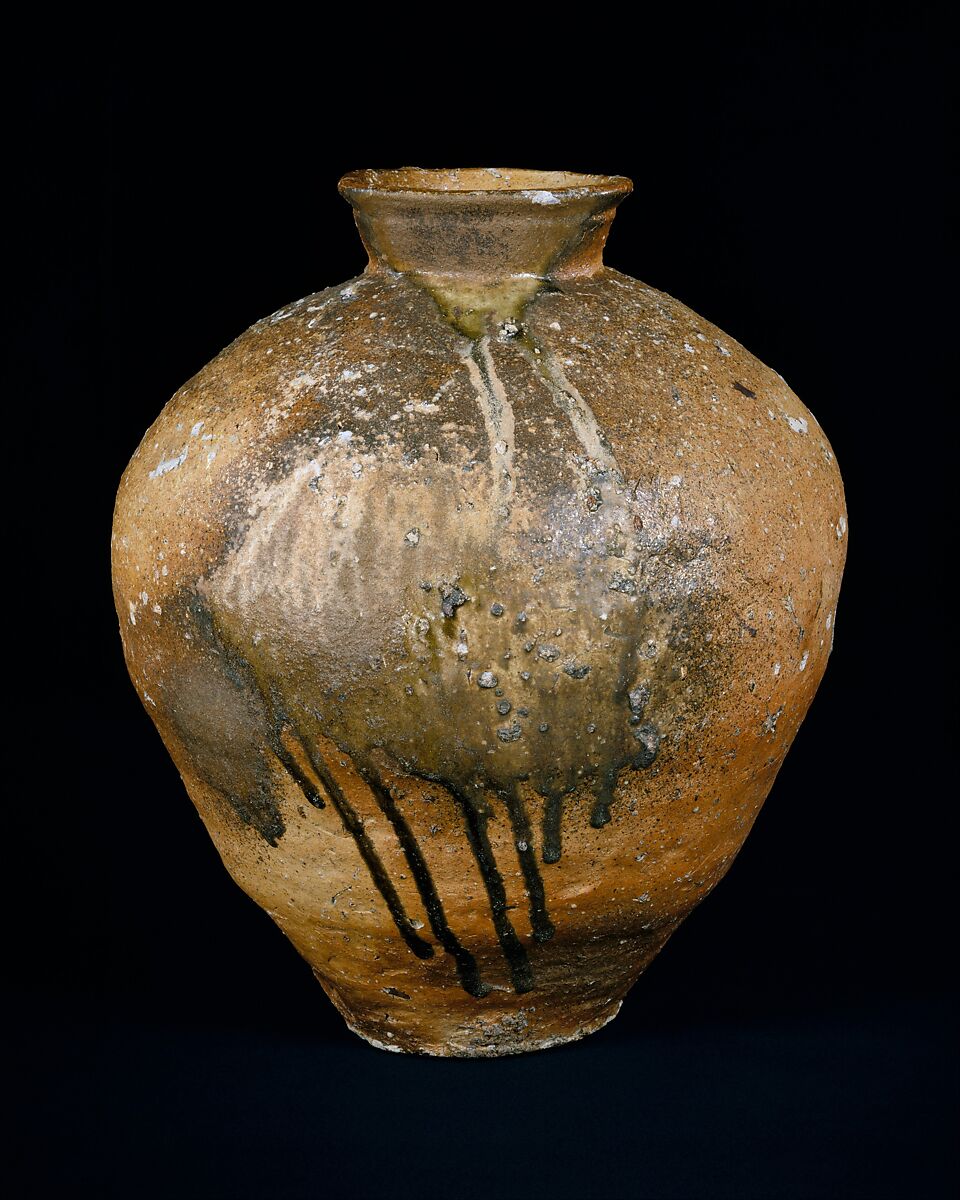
(316, 970, 625, 1058)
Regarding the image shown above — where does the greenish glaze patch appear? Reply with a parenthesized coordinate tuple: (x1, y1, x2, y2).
(414, 273, 546, 340)
(205, 486, 732, 848)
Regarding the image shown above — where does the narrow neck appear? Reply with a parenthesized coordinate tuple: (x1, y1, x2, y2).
(339, 168, 632, 285)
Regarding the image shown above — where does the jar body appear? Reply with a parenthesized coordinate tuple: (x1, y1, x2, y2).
(113, 217, 845, 1054)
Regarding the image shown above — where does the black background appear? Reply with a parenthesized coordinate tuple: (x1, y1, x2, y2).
(14, 11, 954, 1199)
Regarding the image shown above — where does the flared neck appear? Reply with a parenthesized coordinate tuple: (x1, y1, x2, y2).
(339, 167, 632, 285)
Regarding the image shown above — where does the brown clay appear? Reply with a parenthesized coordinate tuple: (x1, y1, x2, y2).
(112, 167, 846, 1056)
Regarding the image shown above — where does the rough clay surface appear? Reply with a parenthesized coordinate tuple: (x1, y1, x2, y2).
(112, 170, 846, 1056)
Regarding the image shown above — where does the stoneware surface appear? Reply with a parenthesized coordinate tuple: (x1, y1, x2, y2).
(112, 167, 847, 1056)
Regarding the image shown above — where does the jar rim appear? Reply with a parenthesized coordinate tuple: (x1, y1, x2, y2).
(338, 166, 632, 200)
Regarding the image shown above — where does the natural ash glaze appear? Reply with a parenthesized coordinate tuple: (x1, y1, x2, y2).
(112, 167, 846, 1056)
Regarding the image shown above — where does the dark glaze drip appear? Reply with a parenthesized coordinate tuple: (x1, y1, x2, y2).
(449, 782, 534, 994)
(589, 801, 611, 828)
(272, 743, 326, 809)
(293, 736, 435, 961)
(540, 791, 564, 864)
(501, 786, 555, 942)
(362, 765, 488, 997)
(589, 768, 618, 829)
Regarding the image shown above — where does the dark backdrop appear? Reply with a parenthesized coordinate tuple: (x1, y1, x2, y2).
(14, 12, 954, 1199)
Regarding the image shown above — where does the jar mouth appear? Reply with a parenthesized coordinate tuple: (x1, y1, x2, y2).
(339, 166, 632, 200)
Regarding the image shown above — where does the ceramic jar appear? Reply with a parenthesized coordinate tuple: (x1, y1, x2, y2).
(112, 168, 846, 1055)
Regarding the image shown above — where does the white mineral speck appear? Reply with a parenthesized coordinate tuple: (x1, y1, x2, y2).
(148, 447, 188, 479)
(528, 190, 560, 205)
(798, 651, 809, 671)
(773, 662, 781, 676)
(787, 415, 809, 434)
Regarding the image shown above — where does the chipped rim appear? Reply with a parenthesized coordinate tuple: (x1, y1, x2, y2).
(339, 167, 633, 203)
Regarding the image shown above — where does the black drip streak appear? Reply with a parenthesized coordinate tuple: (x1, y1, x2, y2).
(286, 734, 435, 962)
(502, 786, 555, 943)
(272, 743, 325, 809)
(589, 768, 619, 829)
(363, 767, 488, 998)
(540, 792, 565, 864)
(590, 801, 611, 828)
(449, 783, 534, 994)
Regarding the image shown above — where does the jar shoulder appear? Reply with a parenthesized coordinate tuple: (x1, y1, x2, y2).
(113, 268, 846, 621)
